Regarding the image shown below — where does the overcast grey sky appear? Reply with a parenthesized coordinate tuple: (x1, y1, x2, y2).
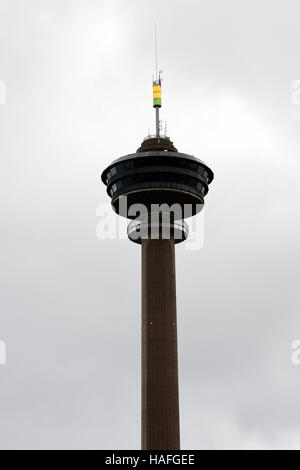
(0, 0, 300, 450)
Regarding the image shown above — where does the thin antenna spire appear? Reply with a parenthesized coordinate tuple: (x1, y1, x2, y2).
(152, 22, 164, 138)
(153, 22, 161, 137)
(154, 22, 158, 81)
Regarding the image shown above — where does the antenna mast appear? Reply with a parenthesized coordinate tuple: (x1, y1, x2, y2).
(153, 23, 162, 138)
(155, 22, 158, 82)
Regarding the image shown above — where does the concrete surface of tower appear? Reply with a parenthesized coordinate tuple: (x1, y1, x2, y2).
(101, 38, 214, 450)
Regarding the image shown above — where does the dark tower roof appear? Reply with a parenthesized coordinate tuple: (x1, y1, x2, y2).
(137, 136, 178, 153)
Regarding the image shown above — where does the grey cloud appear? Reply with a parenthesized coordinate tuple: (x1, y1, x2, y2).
(0, 0, 300, 449)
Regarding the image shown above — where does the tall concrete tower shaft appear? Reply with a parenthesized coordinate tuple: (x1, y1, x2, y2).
(141, 238, 179, 450)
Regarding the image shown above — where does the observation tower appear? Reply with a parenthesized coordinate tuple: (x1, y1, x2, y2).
(101, 54, 214, 450)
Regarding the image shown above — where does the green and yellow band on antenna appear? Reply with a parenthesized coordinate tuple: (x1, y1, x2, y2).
(153, 84, 161, 107)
